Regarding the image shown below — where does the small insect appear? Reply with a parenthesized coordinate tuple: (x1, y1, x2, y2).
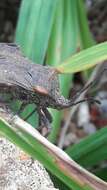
(0, 43, 100, 128)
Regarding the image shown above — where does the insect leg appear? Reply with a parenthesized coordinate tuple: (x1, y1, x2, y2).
(70, 97, 100, 106)
(37, 108, 51, 128)
(71, 82, 93, 101)
(17, 102, 27, 115)
(71, 68, 107, 101)
(42, 108, 53, 123)
(23, 107, 37, 121)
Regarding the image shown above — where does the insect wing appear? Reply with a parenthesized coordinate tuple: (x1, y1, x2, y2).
(0, 58, 33, 91)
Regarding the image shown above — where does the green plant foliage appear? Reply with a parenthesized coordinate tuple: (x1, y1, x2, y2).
(76, 0, 95, 48)
(66, 127, 107, 167)
(16, 0, 58, 63)
(56, 41, 107, 74)
(94, 168, 107, 181)
(47, 0, 78, 143)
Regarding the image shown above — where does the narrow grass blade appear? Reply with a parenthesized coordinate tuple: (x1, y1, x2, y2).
(15, 0, 33, 46)
(76, 0, 95, 48)
(66, 127, 107, 167)
(56, 41, 107, 74)
(94, 168, 107, 181)
(16, 0, 58, 64)
(76, 0, 95, 78)
(47, 0, 63, 142)
(47, 0, 78, 143)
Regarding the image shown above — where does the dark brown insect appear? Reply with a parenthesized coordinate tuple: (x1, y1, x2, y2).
(0, 43, 99, 128)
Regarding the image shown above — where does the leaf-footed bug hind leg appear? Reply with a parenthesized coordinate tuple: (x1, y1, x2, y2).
(22, 106, 52, 124)
(37, 107, 52, 132)
(22, 106, 52, 135)
(42, 107, 53, 123)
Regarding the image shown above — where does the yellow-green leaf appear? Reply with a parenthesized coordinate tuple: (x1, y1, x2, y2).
(55, 41, 107, 74)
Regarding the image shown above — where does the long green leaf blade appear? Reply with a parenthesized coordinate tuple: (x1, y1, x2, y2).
(47, 0, 78, 143)
(56, 41, 107, 74)
(16, 0, 58, 64)
(76, 0, 95, 49)
(66, 127, 107, 167)
(15, 0, 33, 46)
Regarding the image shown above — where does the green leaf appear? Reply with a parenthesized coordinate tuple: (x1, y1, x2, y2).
(76, 0, 95, 49)
(66, 127, 107, 167)
(16, 0, 58, 64)
(94, 168, 107, 181)
(56, 41, 107, 74)
(76, 0, 95, 78)
(15, 0, 33, 46)
(0, 115, 107, 190)
(47, 0, 78, 143)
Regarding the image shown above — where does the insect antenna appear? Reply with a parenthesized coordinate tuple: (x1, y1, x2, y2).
(23, 107, 37, 120)
(70, 97, 101, 107)
(57, 69, 107, 109)
(57, 95, 101, 109)
(71, 68, 107, 102)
